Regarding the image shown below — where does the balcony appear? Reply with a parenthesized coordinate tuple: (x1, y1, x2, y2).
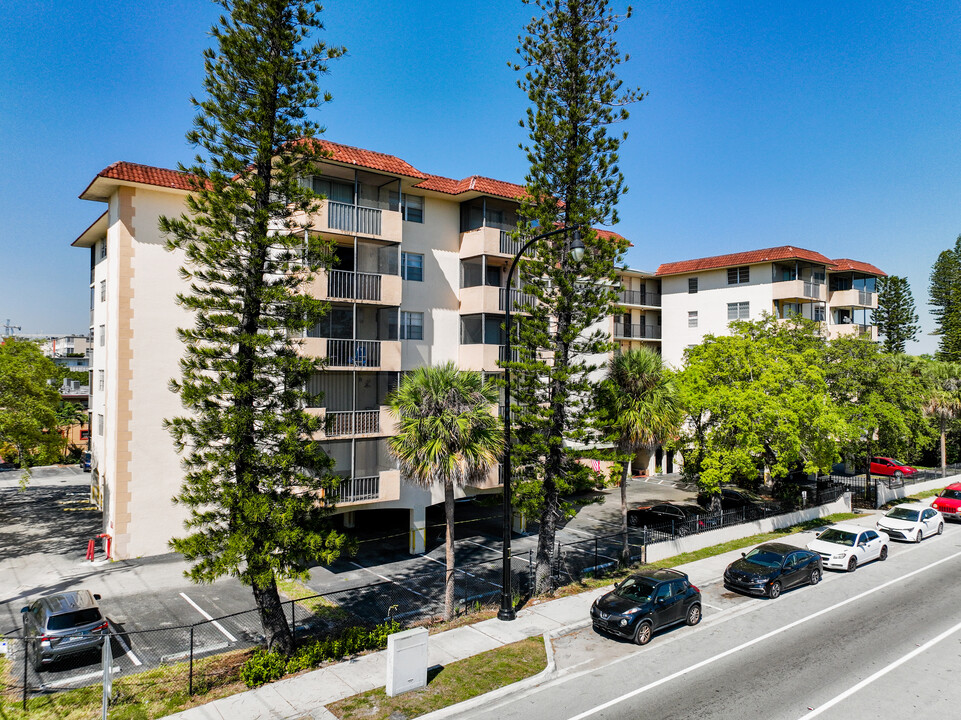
(829, 288, 877, 308)
(772, 279, 826, 302)
(307, 269, 402, 306)
(297, 337, 401, 371)
(459, 285, 536, 314)
(459, 226, 528, 258)
(308, 406, 396, 438)
(330, 469, 401, 506)
(829, 323, 877, 341)
(617, 289, 661, 307)
(614, 322, 662, 340)
(297, 200, 402, 244)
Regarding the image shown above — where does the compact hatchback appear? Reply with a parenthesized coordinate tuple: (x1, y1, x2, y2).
(590, 568, 701, 645)
(21, 590, 107, 671)
(931, 484, 961, 521)
(869, 457, 918, 479)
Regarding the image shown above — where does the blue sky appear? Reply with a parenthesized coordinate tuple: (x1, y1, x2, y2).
(2, 0, 959, 354)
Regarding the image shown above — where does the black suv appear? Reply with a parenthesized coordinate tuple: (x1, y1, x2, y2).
(590, 568, 701, 645)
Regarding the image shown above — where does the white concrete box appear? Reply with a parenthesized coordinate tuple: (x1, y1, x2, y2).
(385, 627, 429, 697)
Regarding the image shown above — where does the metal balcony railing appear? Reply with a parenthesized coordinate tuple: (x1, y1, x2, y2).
(498, 287, 537, 311)
(327, 270, 382, 301)
(499, 230, 526, 256)
(324, 409, 381, 436)
(339, 475, 380, 502)
(614, 323, 661, 340)
(327, 201, 383, 236)
(859, 290, 873, 306)
(803, 281, 822, 299)
(617, 289, 662, 307)
(326, 339, 381, 367)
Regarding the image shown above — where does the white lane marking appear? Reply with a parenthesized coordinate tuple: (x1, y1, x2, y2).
(797, 617, 961, 719)
(562, 527, 596, 538)
(108, 622, 142, 666)
(462, 538, 501, 553)
(349, 562, 431, 599)
(422, 554, 502, 589)
(565, 547, 961, 720)
(44, 666, 120, 688)
(701, 601, 724, 611)
(422, 555, 446, 567)
(179, 593, 237, 643)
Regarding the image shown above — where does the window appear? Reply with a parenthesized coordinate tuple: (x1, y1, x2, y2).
(97, 414, 104, 436)
(727, 302, 750, 321)
(813, 305, 826, 322)
(389, 192, 425, 223)
(688, 311, 698, 328)
(688, 278, 698, 294)
(99, 239, 107, 259)
(98, 370, 105, 392)
(100, 280, 106, 302)
(305, 176, 353, 203)
(727, 266, 749, 285)
(401, 252, 424, 281)
(80, 430, 89, 440)
(99, 325, 105, 347)
(400, 311, 424, 340)
(89, 286, 95, 309)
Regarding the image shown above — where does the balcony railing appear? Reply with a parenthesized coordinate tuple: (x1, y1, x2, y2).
(859, 290, 873, 306)
(614, 322, 661, 340)
(324, 409, 381, 436)
(339, 475, 380, 503)
(499, 287, 537, 311)
(327, 339, 381, 367)
(499, 345, 521, 363)
(499, 230, 526, 256)
(327, 201, 382, 236)
(327, 269, 382, 301)
(618, 289, 662, 307)
(803, 281, 822, 299)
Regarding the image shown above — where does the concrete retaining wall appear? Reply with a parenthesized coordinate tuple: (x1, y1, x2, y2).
(875, 473, 959, 508)
(644, 493, 853, 564)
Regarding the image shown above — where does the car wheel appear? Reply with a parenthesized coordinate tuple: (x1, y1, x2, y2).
(915, 529, 923, 543)
(768, 581, 782, 599)
(879, 545, 888, 561)
(677, 526, 691, 538)
(634, 620, 653, 645)
(847, 556, 857, 572)
(31, 644, 42, 673)
(937, 522, 944, 536)
(628, 515, 639, 528)
(894, 471, 903, 480)
(809, 567, 821, 586)
(686, 604, 702, 626)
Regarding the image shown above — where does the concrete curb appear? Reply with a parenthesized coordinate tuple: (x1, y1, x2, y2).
(416, 620, 592, 720)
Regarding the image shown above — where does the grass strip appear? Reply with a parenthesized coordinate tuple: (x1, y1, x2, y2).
(277, 578, 350, 621)
(326, 636, 546, 720)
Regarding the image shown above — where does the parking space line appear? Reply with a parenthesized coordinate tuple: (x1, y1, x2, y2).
(562, 527, 595, 538)
(462, 538, 501, 553)
(109, 622, 142, 666)
(44, 666, 120, 688)
(797, 616, 961, 718)
(179, 593, 238, 643)
(348, 562, 432, 600)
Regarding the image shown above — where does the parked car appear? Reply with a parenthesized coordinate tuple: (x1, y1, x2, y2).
(723, 542, 822, 598)
(590, 568, 701, 645)
(806, 524, 889, 571)
(869, 457, 918, 479)
(81, 452, 91, 472)
(876, 503, 943, 542)
(0, 461, 18, 472)
(697, 486, 777, 519)
(626, 503, 716, 534)
(931, 483, 961, 521)
(21, 590, 107, 671)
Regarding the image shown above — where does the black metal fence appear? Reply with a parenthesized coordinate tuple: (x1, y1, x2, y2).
(830, 463, 960, 509)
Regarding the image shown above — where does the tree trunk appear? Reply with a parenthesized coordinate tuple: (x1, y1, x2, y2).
(251, 571, 292, 655)
(620, 459, 631, 563)
(534, 472, 560, 594)
(443, 480, 456, 621)
(941, 421, 947, 478)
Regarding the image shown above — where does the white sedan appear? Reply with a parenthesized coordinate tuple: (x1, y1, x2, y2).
(876, 503, 944, 543)
(807, 524, 889, 571)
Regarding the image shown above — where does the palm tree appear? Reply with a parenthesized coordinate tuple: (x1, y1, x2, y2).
(599, 348, 682, 561)
(56, 402, 87, 460)
(922, 360, 961, 477)
(387, 362, 503, 621)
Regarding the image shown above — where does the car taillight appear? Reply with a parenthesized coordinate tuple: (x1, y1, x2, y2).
(40, 636, 51, 642)
(93, 622, 108, 632)
(691, 584, 699, 593)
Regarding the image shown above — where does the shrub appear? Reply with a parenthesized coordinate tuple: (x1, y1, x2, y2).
(240, 647, 287, 688)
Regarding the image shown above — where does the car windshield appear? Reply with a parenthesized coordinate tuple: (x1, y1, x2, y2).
(939, 489, 961, 501)
(46, 608, 102, 630)
(886, 508, 920, 522)
(743, 549, 783, 568)
(615, 578, 657, 603)
(818, 529, 856, 547)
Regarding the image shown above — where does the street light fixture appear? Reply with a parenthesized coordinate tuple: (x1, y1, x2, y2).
(498, 224, 583, 622)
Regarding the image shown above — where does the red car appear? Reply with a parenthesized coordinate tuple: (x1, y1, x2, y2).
(932, 483, 961, 521)
(869, 457, 918, 479)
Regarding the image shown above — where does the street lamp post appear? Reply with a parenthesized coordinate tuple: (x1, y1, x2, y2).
(498, 225, 584, 621)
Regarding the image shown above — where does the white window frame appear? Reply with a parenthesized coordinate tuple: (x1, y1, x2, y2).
(400, 311, 424, 340)
(727, 301, 750, 321)
(688, 311, 698, 328)
(727, 266, 749, 285)
(401, 252, 424, 281)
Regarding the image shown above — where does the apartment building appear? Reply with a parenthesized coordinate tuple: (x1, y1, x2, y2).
(73, 140, 628, 559)
(656, 246, 886, 367)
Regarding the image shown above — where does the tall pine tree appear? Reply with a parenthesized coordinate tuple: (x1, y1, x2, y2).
(159, 0, 348, 653)
(511, 0, 640, 592)
(929, 236, 961, 361)
(875, 275, 919, 354)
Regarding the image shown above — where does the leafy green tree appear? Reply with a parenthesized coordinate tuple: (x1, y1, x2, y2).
(159, 0, 347, 654)
(510, 0, 640, 593)
(674, 316, 844, 500)
(875, 275, 919, 354)
(598, 348, 681, 560)
(929, 237, 961, 361)
(56, 402, 88, 459)
(919, 359, 961, 477)
(387, 363, 503, 621)
(0, 338, 63, 473)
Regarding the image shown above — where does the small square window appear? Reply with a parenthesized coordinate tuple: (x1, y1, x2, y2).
(688, 278, 698, 294)
(727, 301, 750, 321)
(727, 266, 749, 285)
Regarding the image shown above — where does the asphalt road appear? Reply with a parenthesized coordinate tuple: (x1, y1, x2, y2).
(455, 521, 961, 720)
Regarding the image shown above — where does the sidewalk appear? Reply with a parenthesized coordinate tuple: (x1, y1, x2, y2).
(164, 508, 879, 720)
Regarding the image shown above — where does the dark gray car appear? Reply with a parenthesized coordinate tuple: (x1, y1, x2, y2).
(21, 590, 107, 670)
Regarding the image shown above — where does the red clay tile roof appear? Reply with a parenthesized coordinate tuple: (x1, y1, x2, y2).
(306, 139, 426, 179)
(97, 161, 198, 191)
(415, 174, 528, 201)
(656, 246, 836, 276)
(830, 258, 887, 277)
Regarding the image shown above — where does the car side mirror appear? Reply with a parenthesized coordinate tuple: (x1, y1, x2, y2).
(20, 607, 28, 614)
(741, 552, 746, 558)
(94, 594, 101, 600)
